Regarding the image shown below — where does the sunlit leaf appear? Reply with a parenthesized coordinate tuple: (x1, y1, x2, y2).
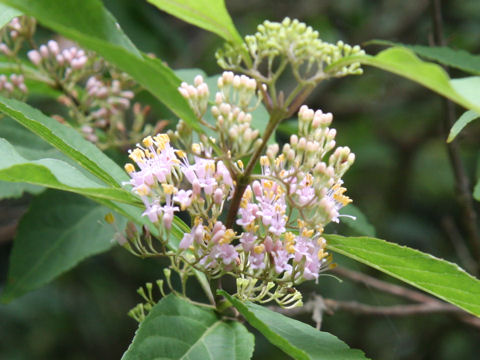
(0, 138, 138, 204)
(447, 110, 480, 143)
(327, 47, 480, 113)
(325, 234, 480, 316)
(147, 0, 242, 44)
(369, 40, 480, 75)
(0, 3, 20, 28)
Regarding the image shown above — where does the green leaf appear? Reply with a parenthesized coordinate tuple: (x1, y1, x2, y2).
(220, 291, 368, 360)
(447, 110, 480, 142)
(0, 138, 138, 204)
(369, 41, 480, 75)
(1, 190, 127, 302)
(147, 0, 242, 44)
(450, 76, 480, 109)
(327, 47, 480, 114)
(340, 204, 376, 237)
(0, 96, 128, 187)
(121, 294, 254, 360)
(325, 234, 480, 317)
(0, 0, 201, 132)
(0, 4, 21, 28)
(0, 181, 43, 198)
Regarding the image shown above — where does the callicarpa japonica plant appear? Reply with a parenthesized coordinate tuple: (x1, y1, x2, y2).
(1, 1, 480, 359)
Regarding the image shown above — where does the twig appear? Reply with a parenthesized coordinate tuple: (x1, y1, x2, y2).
(430, 0, 480, 271)
(322, 298, 462, 316)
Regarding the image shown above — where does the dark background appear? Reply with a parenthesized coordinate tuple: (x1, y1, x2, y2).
(1, 0, 480, 358)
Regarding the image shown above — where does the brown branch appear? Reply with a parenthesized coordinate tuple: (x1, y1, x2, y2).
(323, 298, 461, 316)
(331, 266, 436, 304)
(430, 0, 480, 272)
(225, 109, 286, 229)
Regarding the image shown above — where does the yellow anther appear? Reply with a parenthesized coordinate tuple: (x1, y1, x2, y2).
(191, 143, 202, 154)
(333, 186, 352, 206)
(243, 188, 253, 201)
(297, 219, 306, 228)
(285, 232, 295, 243)
(153, 133, 170, 151)
(219, 229, 236, 245)
(246, 222, 258, 233)
(144, 149, 154, 159)
(286, 244, 296, 254)
(124, 163, 135, 173)
(176, 150, 186, 158)
(305, 173, 313, 186)
(136, 184, 150, 196)
(161, 183, 176, 195)
(318, 249, 328, 260)
(302, 228, 314, 238)
(260, 156, 270, 167)
(237, 160, 244, 169)
(194, 216, 202, 226)
(254, 244, 265, 254)
(142, 136, 154, 148)
(129, 148, 145, 163)
(275, 154, 285, 167)
(263, 180, 273, 189)
(104, 213, 115, 224)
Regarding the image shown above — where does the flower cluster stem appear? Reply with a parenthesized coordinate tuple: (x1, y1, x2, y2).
(225, 109, 286, 229)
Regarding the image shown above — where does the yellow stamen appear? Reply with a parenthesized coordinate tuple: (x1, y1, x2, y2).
(142, 136, 154, 148)
(191, 143, 201, 154)
(124, 163, 135, 173)
(302, 228, 314, 238)
(161, 183, 176, 195)
(219, 229, 236, 245)
(260, 156, 270, 167)
(136, 184, 150, 196)
(104, 213, 115, 224)
(237, 160, 244, 170)
(254, 244, 265, 254)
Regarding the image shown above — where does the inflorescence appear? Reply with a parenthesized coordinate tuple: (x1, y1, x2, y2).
(123, 71, 355, 308)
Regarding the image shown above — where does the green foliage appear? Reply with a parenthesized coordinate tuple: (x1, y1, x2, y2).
(122, 294, 254, 360)
(447, 110, 480, 143)
(325, 234, 480, 316)
(0, 4, 20, 28)
(370, 41, 480, 75)
(1, 190, 126, 302)
(147, 0, 242, 44)
(0, 138, 138, 203)
(340, 204, 376, 237)
(0, 95, 128, 187)
(0, 0, 202, 132)
(327, 47, 480, 114)
(220, 291, 368, 360)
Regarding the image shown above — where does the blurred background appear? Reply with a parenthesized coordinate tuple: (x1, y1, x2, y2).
(1, 0, 480, 358)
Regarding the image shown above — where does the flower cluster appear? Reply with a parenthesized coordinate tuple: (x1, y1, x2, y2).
(28, 40, 91, 80)
(0, 74, 27, 99)
(123, 72, 355, 307)
(0, 16, 36, 57)
(216, 17, 365, 83)
(0, 17, 157, 149)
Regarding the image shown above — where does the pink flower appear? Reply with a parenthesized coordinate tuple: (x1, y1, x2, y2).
(173, 189, 192, 210)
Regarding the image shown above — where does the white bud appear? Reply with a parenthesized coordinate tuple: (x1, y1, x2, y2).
(47, 40, 59, 55)
(194, 75, 204, 86)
